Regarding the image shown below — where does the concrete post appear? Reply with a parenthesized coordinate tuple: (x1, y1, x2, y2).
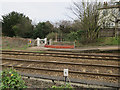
(44, 38, 47, 45)
(37, 38, 40, 46)
(49, 39, 52, 45)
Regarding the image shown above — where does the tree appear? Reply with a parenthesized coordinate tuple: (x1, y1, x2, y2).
(69, 0, 102, 43)
(0, 19, 2, 36)
(53, 20, 75, 41)
(46, 32, 56, 40)
(2, 11, 33, 38)
(66, 31, 78, 41)
(58, 20, 73, 33)
(32, 21, 54, 39)
(45, 21, 54, 32)
(2, 11, 21, 37)
(13, 17, 33, 38)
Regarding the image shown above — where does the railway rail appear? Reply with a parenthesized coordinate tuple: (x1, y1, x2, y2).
(2, 57, 120, 78)
(1, 50, 120, 61)
(1, 50, 120, 88)
(1, 63, 120, 77)
(2, 58, 120, 68)
(21, 73, 120, 88)
(1, 62, 120, 88)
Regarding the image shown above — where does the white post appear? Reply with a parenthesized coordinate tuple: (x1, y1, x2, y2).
(44, 38, 47, 45)
(37, 38, 40, 46)
(64, 69, 68, 77)
(49, 39, 52, 45)
(74, 40, 76, 48)
(64, 69, 68, 84)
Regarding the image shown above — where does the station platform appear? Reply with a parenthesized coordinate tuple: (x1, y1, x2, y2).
(28, 46, 119, 52)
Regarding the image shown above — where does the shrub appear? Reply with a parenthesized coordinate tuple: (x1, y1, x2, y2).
(0, 68, 27, 89)
(47, 32, 56, 40)
(66, 32, 78, 41)
(96, 37, 119, 46)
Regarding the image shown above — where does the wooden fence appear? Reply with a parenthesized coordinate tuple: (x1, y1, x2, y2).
(98, 28, 120, 37)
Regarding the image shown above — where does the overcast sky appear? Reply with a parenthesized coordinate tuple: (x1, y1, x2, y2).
(0, 0, 76, 24)
(0, 0, 116, 24)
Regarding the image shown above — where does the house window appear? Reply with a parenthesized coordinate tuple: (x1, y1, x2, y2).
(118, 21, 120, 24)
(106, 23, 110, 28)
(112, 9, 115, 14)
(111, 23, 113, 26)
(119, 11, 120, 17)
(103, 10, 108, 16)
(110, 23, 115, 28)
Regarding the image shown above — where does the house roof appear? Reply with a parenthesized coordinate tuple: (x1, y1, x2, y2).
(98, 5, 120, 10)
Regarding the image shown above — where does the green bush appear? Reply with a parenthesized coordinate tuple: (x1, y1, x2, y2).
(0, 68, 27, 89)
(47, 32, 56, 40)
(66, 30, 88, 44)
(97, 37, 119, 46)
(66, 32, 78, 41)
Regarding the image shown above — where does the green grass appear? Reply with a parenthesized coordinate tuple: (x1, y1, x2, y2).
(2, 36, 119, 51)
(75, 37, 119, 48)
(96, 37, 119, 46)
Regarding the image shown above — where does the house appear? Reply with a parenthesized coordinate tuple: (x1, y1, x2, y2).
(98, 1, 120, 37)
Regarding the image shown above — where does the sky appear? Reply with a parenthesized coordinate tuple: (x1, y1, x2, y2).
(0, 0, 117, 24)
(0, 0, 76, 24)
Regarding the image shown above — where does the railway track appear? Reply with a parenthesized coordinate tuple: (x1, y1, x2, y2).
(2, 65, 120, 88)
(2, 58, 120, 68)
(1, 50, 120, 88)
(1, 60, 120, 88)
(2, 63, 120, 77)
(2, 58, 120, 79)
(1, 50, 120, 61)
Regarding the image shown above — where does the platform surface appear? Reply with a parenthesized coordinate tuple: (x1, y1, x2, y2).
(28, 45, 119, 52)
